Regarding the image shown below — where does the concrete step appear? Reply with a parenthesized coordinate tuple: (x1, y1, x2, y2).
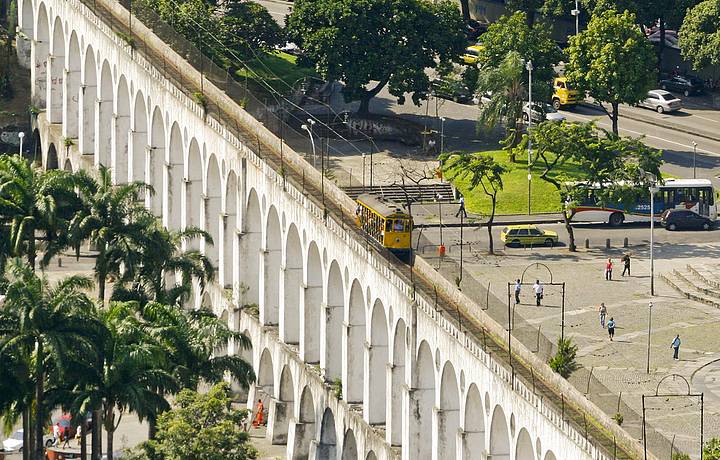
(660, 273, 720, 309)
(673, 269, 720, 301)
(343, 183, 455, 203)
(686, 264, 720, 290)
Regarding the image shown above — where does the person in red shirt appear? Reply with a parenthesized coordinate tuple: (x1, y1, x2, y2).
(605, 258, 613, 281)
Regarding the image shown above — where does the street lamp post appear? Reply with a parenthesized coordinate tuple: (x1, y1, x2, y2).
(437, 193, 444, 247)
(646, 301, 653, 374)
(571, 0, 580, 36)
(526, 60, 533, 215)
(692, 141, 698, 179)
(18, 132, 25, 156)
(303, 119, 317, 167)
(440, 117, 446, 158)
(649, 179, 659, 296)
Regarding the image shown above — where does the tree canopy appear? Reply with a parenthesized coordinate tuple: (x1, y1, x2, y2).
(565, 9, 656, 134)
(286, 0, 466, 113)
(679, 0, 720, 70)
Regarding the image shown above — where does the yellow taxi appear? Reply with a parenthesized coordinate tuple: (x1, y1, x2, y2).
(500, 224, 558, 247)
(461, 45, 484, 65)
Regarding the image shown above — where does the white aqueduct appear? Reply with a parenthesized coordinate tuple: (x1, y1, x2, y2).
(14, 0, 650, 458)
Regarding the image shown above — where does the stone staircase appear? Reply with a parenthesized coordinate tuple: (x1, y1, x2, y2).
(661, 264, 720, 308)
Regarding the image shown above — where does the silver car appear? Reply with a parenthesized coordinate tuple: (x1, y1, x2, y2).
(638, 90, 682, 113)
(522, 102, 566, 123)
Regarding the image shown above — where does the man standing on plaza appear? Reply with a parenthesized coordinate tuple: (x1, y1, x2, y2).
(671, 335, 681, 360)
(514, 279, 521, 305)
(621, 254, 631, 276)
(605, 258, 613, 281)
(533, 280, 543, 306)
(607, 317, 616, 341)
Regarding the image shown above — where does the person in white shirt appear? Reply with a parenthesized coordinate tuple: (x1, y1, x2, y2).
(533, 280, 543, 306)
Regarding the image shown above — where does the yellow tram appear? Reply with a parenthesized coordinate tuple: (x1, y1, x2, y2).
(355, 194, 413, 260)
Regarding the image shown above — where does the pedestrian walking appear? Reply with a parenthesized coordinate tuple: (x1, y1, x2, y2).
(52, 423, 60, 447)
(621, 254, 631, 276)
(455, 195, 468, 218)
(533, 280, 543, 306)
(252, 399, 265, 428)
(671, 335, 681, 360)
(62, 429, 71, 449)
(514, 279, 521, 305)
(607, 317, 616, 341)
(605, 258, 613, 281)
(599, 302, 607, 328)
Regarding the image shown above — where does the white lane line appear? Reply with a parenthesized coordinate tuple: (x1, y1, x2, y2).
(563, 112, 720, 156)
(688, 114, 720, 124)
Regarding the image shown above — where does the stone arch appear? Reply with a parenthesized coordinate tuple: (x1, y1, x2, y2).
(48, 16, 64, 123)
(46, 143, 58, 170)
(341, 429, 358, 460)
(544, 451, 557, 460)
(80, 45, 96, 157)
(18, 0, 34, 67)
(63, 158, 73, 172)
(222, 171, 238, 288)
(113, 76, 130, 183)
(367, 299, 388, 425)
(33, 2, 49, 108)
(489, 406, 510, 460)
(323, 260, 343, 381)
(262, 205, 281, 326)
(204, 155, 221, 267)
(185, 138, 202, 231)
(515, 428, 534, 460)
(242, 188, 261, 306)
(390, 318, 406, 446)
(130, 90, 147, 183)
(439, 362, 460, 459)
(345, 279, 365, 404)
(165, 122, 183, 229)
(256, 348, 274, 421)
(234, 329, 253, 404)
(282, 224, 302, 344)
(272, 366, 295, 445)
(318, 408, 337, 459)
(216, 310, 229, 357)
(291, 386, 316, 459)
(97, 60, 113, 169)
(411, 340, 435, 459)
(30, 129, 41, 163)
(365, 452, 376, 460)
(149, 107, 165, 216)
(302, 242, 322, 364)
(65, 31, 81, 139)
(463, 383, 485, 458)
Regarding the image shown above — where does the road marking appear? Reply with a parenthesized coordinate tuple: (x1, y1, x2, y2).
(563, 112, 720, 156)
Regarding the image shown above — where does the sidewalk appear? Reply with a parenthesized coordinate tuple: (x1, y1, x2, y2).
(411, 200, 563, 227)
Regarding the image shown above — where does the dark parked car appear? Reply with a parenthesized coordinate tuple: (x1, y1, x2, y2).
(429, 78, 473, 104)
(659, 76, 704, 96)
(660, 209, 714, 231)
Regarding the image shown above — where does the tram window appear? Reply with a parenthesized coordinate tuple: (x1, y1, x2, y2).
(391, 220, 403, 231)
(385, 220, 393, 232)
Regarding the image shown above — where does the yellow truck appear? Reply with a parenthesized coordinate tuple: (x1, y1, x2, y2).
(551, 77, 581, 109)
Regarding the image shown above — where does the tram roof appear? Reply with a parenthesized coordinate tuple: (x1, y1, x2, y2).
(356, 194, 409, 218)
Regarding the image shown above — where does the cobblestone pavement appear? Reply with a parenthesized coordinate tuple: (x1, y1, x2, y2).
(418, 232, 720, 459)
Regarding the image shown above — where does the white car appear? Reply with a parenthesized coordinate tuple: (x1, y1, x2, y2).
(638, 90, 682, 113)
(522, 102, 566, 123)
(3, 429, 54, 452)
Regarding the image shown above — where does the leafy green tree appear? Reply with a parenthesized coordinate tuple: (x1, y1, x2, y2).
(679, 0, 720, 70)
(439, 152, 508, 254)
(222, 0, 283, 58)
(286, 0, 466, 114)
(70, 166, 153, 304)
(565, 9, 656, 134)
(548, 336, 578, 378)
(128, 383, 257, 460)
(516, 120, 663, 250)
(704, 438, 720, 460)
(0, 155, 79, 270)
(0, 261, 102, 459)
(478, 12, 561, 101)
(476, 51, 528, 159)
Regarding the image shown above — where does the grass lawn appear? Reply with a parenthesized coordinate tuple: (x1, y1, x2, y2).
(236, 51, 317, 96)
(446, 150, 583, 215)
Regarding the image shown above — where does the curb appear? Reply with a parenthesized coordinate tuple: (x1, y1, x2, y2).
(578, 101, 720, 143)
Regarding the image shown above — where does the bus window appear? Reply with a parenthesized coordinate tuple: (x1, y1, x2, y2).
(699, 187, 713, 206)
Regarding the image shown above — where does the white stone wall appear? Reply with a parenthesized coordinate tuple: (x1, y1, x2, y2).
(19, 0, 648, 458)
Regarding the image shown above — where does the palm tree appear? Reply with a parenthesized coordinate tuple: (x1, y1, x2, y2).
(139, 302, 254, 437)
(0, 155, 79, 270)
(0, 346, 33, 460)
(476, 51, 527, 162)
(112, 223, 214, 309)
(70, 165, 153, 305)
(69, 302, 177, 460)
(0, 260, 103, 459)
